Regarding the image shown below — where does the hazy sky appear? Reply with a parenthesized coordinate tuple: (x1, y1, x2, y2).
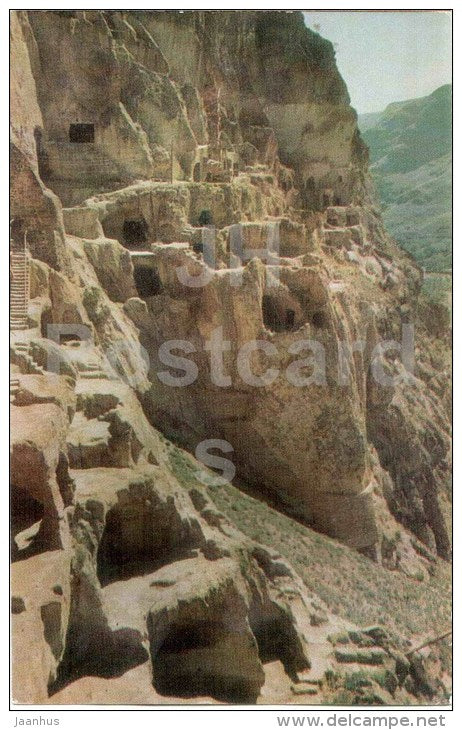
(303, 11, 452, 114)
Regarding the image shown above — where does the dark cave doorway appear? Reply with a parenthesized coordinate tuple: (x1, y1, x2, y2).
(133, 266, 162, 298)
(122, 219, 148, 246)
(69, 123, 95, 143)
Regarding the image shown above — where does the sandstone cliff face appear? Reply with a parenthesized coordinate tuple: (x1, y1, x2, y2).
(21, 11, 365, 208)
(10, 10, 451, 705)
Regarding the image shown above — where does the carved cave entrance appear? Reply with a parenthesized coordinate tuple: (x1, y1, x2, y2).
(262, 295, 296, 333)
(122, 219, 148, 246)
(11, 485, 44, 560)
(10, 218, 25, 247)
(248, 601, 309, 681)
(198, 209, 213, 226)
(285, 309, 295, 329)
(133, 266, 162, 298)
(193, 162, 201, 182)
(69, 123, 95, 143)
(312, 310, 328, 329)
(96, 498, 200, 586)
(152, 620, 256, 702)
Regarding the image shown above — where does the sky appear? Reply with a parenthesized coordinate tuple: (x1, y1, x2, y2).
(303, 10, 452, 115)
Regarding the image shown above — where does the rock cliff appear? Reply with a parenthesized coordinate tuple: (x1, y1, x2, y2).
(10, 10, 451, 705)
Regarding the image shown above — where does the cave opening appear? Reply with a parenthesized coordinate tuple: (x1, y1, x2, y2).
(262, 295, 297, 333)
(97, 502, 159, 585)
(152, 619, 260, 703)
(133, 266, 162, 298)
(198, 209, 213, 226)
(249, 602, 309, 681)
(96, 499, 200, 586)
(192, 242, 204, 255)
(312, 310, 328, 329)
(285, 309, 295, 330)
(58, 333, 83, 344)
(122, 219, 148, 246)
(11, 484, 44, 560)
(302, 176, 316, 209)
(193, 162, 201, 182)
(69, 123, 95, 144)
(10, 218, 25, 247)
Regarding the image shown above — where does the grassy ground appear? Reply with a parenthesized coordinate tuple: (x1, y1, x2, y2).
(422, 273, 452, 311)
(360, 85, 452, 273)
(168, 445, 451, 642)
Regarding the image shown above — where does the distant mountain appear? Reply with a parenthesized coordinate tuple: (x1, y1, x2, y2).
(357, 111, 381, 132)
(359, 85, 452, 271)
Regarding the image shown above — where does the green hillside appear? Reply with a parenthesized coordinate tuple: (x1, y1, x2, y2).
(359, 85, 452, 271)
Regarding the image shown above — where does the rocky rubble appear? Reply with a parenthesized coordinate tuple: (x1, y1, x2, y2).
(10, 10, 451, 705)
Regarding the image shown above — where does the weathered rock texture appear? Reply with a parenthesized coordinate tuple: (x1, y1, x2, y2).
(10, 10, 451, 705)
